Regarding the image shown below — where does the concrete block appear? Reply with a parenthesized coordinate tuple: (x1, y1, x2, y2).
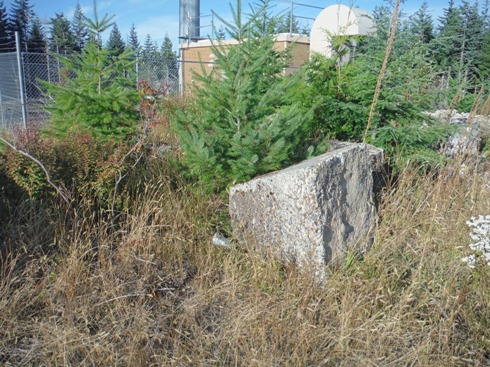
(229, 143, 383, 276)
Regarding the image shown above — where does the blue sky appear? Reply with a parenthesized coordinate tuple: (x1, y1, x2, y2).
(4, 0, 453, 49)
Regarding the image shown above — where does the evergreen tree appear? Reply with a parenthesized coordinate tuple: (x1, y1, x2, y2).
(160, 33, 176, 60)
(174, 0, 312, 194)
(483, 0, 490, 28)
(49, 13, 77, 54)
(139, 34, 161, 83)
(27, 16, 46, 52)
(72, 0, 88, 51)
(410, 1, 434, 43)
(433, 0, 464, 70)
(477, 29, 490, 79)
(0, 0, 11, 52)
(106, 23, 125, 55)
(142, 33, 157, 58)
(42, 6, 139, 139)
(459, 0, 485, 73)
(9, 0, 34, 50)
(290, 0, 447, 164)
(249, 0, 280, 35)
(274, 11, 300, 34)
(215, 25, 226, 40)
(160, 34, 178, 84)
(127, 23, 140, 54)
(84, 0, 114, 45)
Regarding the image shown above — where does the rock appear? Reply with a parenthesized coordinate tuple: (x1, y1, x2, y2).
(326, 140, 386, 203)
(425, 110, 490, 158)
(212, 232, 231, 249)
(229, 143, 383, 278)
(443, 125, 481, 158)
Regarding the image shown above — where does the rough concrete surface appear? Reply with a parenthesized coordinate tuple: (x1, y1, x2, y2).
(229, 143, 383, 277)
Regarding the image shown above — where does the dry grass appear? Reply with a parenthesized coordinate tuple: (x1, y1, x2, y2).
(1, 125, 490, 366)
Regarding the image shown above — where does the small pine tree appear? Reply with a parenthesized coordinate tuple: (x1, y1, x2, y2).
(128, 23, 140, 54)
(274, 11, 300, 34)
(27, 16, 46, 52)
(72, 0, 88, 50)
(160, 34, 175, 60)
(214, 26, 226, 40)
(477, 30, 490, 79)
(0, 0, 11, 52)
(106, 23, 125, 55)
(459, 0, 485, 74)
(433, 0, 464, 70)
(142, 33, 157, 58)
(42, 6, 139, 139)
(49, 13, 77, 54)
(410, 1, 434, 44)
(160, 34, 178, 84)
(9, 0, 34, 50)
(43, 42, 139, 138)
(174, 0, 313, 194)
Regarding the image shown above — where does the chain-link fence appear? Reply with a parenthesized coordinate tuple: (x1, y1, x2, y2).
(0, 41, 180, 129)
(0, 38, 300, 130)
(0, 52, 24, 130)
(135, 57, 179, 93)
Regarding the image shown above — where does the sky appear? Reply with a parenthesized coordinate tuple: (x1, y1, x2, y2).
(4, 0, 453, 50)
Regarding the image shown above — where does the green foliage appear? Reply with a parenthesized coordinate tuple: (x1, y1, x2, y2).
(160, 34, 176, 61)
(0, 0, 9, 44)
(291, 27, 449, 165)
(174, 0, 313, 194)
(8, 0, 33, 48)
(72, 0, 88, 50)
(409, 1, 434, 44)
(42, 41, 139, 139)
(477, 31, 490, 80)
(127, 23, 140, 54)
(49, 13, 77, 54)
(0, 127, 136, 204)
(83, 0, 114, 44)
(106, 23, 125, 56)
(160, 34, 178, 87)
(27, 16, 46, 52)
(142, 33, 158, 58)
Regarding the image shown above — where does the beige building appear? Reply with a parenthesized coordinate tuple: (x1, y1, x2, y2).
(179, 33, 310, 94)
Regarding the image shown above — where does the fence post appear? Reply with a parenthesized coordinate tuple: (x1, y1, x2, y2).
(178, 52, 183, 96)
(15, 31, 27, 129)
(0, 90, 4, 128)
(135, 56, 139, 84)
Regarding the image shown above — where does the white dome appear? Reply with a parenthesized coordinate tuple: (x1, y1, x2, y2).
(310, 4, 374, 58)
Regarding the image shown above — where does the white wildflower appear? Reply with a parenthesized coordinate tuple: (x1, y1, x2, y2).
(463, 215, 490, 268)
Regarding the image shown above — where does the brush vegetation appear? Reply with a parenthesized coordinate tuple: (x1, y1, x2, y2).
(1, 0, 490, 365)
(1, 117, 489, 366)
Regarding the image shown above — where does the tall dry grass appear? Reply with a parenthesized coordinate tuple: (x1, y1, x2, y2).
(1, 115, 489, 366)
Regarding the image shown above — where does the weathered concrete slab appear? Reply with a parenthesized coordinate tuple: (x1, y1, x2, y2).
(229, 143, 383, 276)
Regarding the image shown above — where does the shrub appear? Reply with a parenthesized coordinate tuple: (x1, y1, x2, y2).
(291, 47, 451, 165)
(0, 127, 138, 205)
(42, 42, 140, 139)
(173, 0, 314, 194)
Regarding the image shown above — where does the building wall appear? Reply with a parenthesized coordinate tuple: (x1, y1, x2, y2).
(180, 34, 310, 94)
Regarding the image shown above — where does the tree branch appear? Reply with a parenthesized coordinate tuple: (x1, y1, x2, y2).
(0, 135, 72, 205)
